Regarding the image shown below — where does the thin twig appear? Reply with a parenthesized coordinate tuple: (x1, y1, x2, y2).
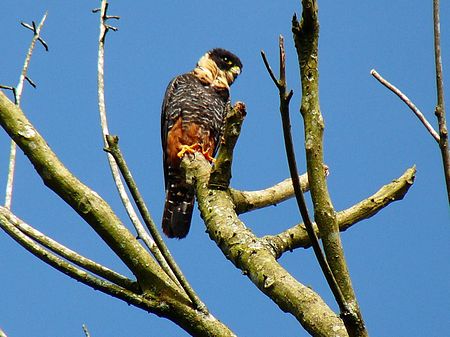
(0, 206, 138, 292)
(104, 135, 208, 314)
(433, 0, 450, 203)
(0, 211, 160, 313)
(0, 86, 17, 102)
(82, 324, 91, 337)
(4, 12, 48, 210)
(93, 1, 179, 282)
(371, 69, 440, 143)
(261, 35, 352, 320)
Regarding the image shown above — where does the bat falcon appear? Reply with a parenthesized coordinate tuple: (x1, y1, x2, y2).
(161, 48, 242, 238)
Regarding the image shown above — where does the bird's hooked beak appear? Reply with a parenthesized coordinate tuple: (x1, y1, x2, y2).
(225, 65, 241, 86)
(230, 65, 241, 77)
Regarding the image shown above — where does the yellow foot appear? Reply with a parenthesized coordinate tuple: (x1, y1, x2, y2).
(177, 143, 200, 158)
(177, 143, 216, 163)
(201, 147, 216, 163)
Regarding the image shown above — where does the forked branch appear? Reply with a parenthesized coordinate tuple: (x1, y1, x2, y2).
(371, 0, 449, 203)
(3, 12, 48, 209)
(104, 135, 208, 314)
(183, 154, 348, 336)
(93, 1, 182, 286)
(370, 69, 440, 142)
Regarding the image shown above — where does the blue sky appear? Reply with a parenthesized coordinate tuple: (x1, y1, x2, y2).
(1, 1, 449, 336)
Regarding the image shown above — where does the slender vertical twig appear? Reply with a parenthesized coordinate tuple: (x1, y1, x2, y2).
(4, 12, 48, 209)
(433, 0, 450, 203)
(261, 35, 352, 324)
(93, 0, 180, 284)
(105, 135, 208, 314)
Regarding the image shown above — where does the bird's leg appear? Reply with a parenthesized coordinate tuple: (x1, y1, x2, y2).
(177, 143, 216, 163)
(200, 147, 216, 163)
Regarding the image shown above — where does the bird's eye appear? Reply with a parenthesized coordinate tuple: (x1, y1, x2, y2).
(222, 56, 233, 65)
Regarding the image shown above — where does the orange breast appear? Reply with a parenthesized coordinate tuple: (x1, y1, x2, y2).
(166, 117, 216, 167)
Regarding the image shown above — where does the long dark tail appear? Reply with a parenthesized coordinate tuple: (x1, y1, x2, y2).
(162, 179, 195, 239)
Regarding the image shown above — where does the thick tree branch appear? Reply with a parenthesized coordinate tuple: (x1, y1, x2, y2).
(183, 155, 348, 337)
(265, 166, 416, 257)
(0, 207, 234, 336)
(0, 91, 237, 337)
(293, 1, 368, 335)
(0, 91, 183, 300)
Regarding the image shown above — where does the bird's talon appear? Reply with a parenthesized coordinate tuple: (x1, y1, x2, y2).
(177, 143, 200, 158)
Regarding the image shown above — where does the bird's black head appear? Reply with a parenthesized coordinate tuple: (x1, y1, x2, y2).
(194, 48, 243, 88)
(208, 48, 243, 73)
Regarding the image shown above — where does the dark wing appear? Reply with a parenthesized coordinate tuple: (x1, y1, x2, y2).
(161, 73, 191, 185)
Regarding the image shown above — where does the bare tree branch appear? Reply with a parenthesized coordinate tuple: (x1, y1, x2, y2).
(0, 209, 145, 306)
(265, 166, 416, 257)
(93, 1, 181, 285)
(209, 102, 246, 190)
(4, 12, 48, 209)
(229, 172, 310, 214)
(183, 154, 349, 337)
(0, 206, 138, 291)
(433, 0, 450, 203)
(262, 34, 352, 324)
(104, 135, 208, 314)
(370, 0, 449, 204)
(0, 91, 183, 298)
(370, 69, 440, 142)
(82, 324, 91, 337)
(292, 1, 368, 335)
(0, 90, 238, 337)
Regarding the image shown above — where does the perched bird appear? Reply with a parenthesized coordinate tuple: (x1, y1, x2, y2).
(161, 48, 243, 238)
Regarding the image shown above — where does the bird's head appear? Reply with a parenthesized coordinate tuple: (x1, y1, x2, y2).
(194, 48, 243, 89)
